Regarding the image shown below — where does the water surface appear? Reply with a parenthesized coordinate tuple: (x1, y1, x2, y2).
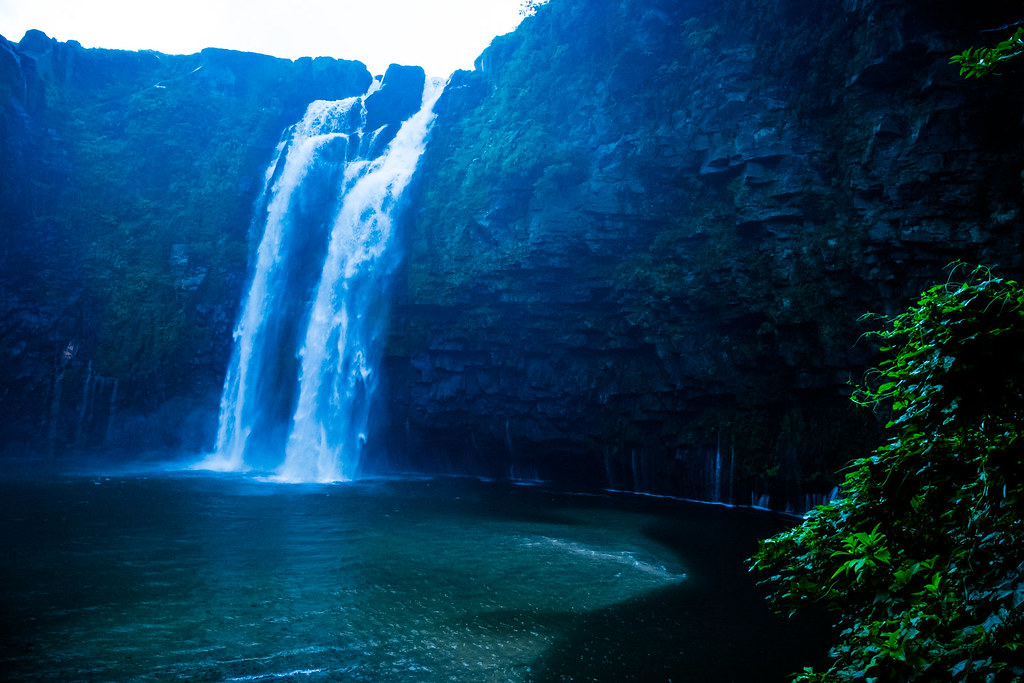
(0, 472, 826, 681)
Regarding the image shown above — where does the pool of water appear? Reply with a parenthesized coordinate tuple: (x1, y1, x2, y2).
(0, 470, 827, 681)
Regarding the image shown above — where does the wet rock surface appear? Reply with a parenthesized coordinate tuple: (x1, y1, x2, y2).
(380, 0, 1024, 509)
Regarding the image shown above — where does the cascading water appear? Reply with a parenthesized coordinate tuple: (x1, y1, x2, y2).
(196, 72, 442, 482)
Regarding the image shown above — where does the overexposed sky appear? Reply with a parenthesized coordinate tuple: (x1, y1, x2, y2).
(0, 0, 527, 76)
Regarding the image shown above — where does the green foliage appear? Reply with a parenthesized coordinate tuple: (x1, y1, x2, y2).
(51, 58, 277, 384)
(750, 264, 1024, 682)
(951, 26, 1024, 78)
(408, 1, 599, 297)
(828, 523, 890, 582)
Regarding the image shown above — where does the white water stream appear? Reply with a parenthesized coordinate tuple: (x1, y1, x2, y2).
(197, 77, 443, 481)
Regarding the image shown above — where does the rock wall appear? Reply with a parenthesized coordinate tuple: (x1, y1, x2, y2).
(3, 1, 1023, 508)
(379, 0, 1024, 509)
(0, 31, 371, 457)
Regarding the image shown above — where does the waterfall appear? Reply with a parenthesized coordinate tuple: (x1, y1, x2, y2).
(713, 434, 722, 503)
(196, 74, 443, 482)
(75, 361, 93, 446)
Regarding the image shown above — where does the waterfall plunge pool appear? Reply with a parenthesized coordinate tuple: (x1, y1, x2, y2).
(0, 470, 828, 681)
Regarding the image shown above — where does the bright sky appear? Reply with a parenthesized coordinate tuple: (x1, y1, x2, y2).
(0, 0, 528, 76)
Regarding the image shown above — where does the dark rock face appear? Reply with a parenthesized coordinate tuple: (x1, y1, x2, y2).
(378, 0, 1024, 510)
(0, 31, 371, 458)
(364, 64, 427, 153)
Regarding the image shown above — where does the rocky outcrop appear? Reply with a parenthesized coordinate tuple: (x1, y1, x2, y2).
(364, 64, 427, 153)
(379, 0, 1024, 510)
(0, 31, 371, 457)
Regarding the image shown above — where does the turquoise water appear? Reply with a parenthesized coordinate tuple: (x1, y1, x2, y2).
(0, 472, 825, 681)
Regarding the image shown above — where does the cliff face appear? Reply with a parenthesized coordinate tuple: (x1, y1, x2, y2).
(380, 0, 1024, 508)
(3, 1, 1024, 507)
(0, 31, 371, 456)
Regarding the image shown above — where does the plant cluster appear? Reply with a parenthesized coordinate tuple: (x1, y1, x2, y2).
(950, 26, 1024, 78)
(750, 265, 1024, 681)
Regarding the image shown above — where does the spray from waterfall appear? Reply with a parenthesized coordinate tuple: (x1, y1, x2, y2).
(195, 73, 443, 482)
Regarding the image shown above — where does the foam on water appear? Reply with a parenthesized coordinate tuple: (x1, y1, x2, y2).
(526, 536, 687, 582)
(226, 668, 324, 681)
